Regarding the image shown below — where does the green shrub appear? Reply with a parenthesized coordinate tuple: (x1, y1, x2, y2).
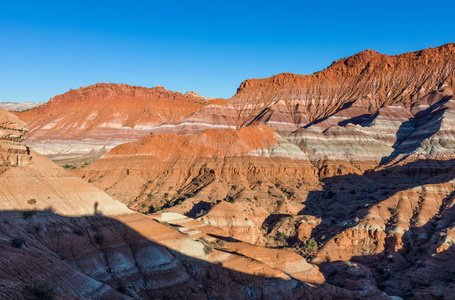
(203, 244, 213, 255)
(216, 240, 226, 247)
(223, 195, 233, 203)
(277, 232, 286, 242)
(304, 238, 318, 250)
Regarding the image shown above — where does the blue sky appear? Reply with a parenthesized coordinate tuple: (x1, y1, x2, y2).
(1, 0, 454, 102)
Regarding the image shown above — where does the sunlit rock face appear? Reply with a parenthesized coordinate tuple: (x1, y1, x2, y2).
(0, 106, 30, 173)
(0, 110, 332, 299)
(14, 83, 211, 161)
(5, 43, 455, 299)
(231, 43, 455, 130)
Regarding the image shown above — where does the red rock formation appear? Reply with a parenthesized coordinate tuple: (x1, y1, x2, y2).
(1, 109, 341, 299)
(7, 44, 455, 298)
(232, 43, 455, 129)
(77, 124, 319, 217)
(15, 83, 210, 161)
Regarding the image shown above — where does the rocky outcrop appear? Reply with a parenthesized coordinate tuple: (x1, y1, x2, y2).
(0, 106, 30, 173)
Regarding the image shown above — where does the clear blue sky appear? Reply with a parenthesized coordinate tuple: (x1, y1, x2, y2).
(1, 0, 454, 102)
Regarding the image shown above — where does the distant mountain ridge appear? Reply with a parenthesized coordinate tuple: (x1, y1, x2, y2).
(0, 102, 43, 112)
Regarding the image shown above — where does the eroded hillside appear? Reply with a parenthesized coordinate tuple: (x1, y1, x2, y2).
(15, 83, 212, 162)
(9, 43, 455, 299)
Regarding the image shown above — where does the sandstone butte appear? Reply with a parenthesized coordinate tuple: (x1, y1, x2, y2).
(3, 42, 455, 299)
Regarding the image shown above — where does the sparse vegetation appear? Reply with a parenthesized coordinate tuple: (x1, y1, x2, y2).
(223, 195, 234, 203)
(327, 191, 335, 198)
(203, 244, 213, 255)
(73, 229, 84, 236)
(277, 232, 287, 242)
(27, 199, 37, 205)
(22, 210, 36, 219)
(303, 238, 318, 251)
(24, 281, 55, 300)
(215, 240, 226, 247)
(11, 237, 25, 248)
(94, 232, 104, 244)
(62, 164, 76, 170)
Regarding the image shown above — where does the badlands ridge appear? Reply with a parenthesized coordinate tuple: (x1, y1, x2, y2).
(2, 43, 455, 299)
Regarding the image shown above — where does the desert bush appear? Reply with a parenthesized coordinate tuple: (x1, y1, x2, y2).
(215, 240, 226, 247)
(203, 244, 213, 255)
(277, 232, 287, 242)
(94, 232, 104, 245)
(22, 210, 35, 219)
(223, 195, 234, 203)
(24, 281, 55, 300)
(27, 199, 37, 205)
(303, 238, 318, 251)
(116, 285, 127, 294)
(73, 229, 84, 236)
(11, 237, 25, 248)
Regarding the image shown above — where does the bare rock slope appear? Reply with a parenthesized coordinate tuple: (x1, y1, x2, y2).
(9, 43, 455, 299)
(1, 109, 375, 299)
(72, 44, 455, 299)
(15, 83, 211, 162)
